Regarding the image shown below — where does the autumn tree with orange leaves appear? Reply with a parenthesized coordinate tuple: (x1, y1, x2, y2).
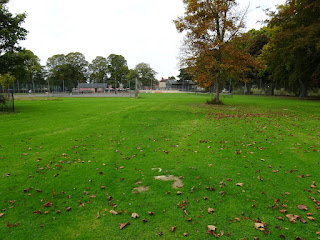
(174, 0, 262, 103)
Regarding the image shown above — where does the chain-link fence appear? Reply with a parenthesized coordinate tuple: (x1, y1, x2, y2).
(0, 92, 14, 113)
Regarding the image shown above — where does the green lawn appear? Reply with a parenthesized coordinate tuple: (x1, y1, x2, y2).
(0, 94, 319, 239)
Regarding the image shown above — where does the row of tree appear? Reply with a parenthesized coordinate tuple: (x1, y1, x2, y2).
(175, 0, 320, 102)
(0, 1, 157, 92)
(0, 50, 158, 92)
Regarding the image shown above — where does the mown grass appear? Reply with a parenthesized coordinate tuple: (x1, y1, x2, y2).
(0, 94, 319, 239)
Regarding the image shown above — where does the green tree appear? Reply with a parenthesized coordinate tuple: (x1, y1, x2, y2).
(126, 69, 139, 89)
(135, 62, 157, 89)
(106, 54, 129, 88)
(89, 56, 108, 83)
(0, 50, 44, 92)
(0, 0, 27, 55)
(178, 68, 193, 81)
(262, 0, 320, 97)
(174, 0, 261, 103)
(0, 72, 15, 93)
(46, 52, 88, 91)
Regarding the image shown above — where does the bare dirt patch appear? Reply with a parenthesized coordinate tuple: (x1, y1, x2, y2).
(132, 186, 150, 193)
(154, 175, 184, 189)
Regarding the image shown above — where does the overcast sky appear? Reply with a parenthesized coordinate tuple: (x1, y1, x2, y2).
(8, 0, 285, 79)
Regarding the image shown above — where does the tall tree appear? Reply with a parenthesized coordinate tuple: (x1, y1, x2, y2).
(46, 52, 88, 90)
(106, 54, 129, 88)
(89, 56, 108, 83)
(135, 62, 157, 88)
(0, 0, 27, 55)
(262, 0, 320, 97)
(174, 0, 261, 103)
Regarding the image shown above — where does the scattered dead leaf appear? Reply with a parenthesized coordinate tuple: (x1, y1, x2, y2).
(236, 183, 244, 187)
(208, 208, 215, 214)
(119, 222, 130, 229)
(207, 225, 216, 231)
(297, 204, 308, 211)
(286, 214, 300, 223)
(0, 213, 5, 218)
(43, 201, 53, 208)
(131, 213, 139, 218)
(110, 210, 118, 215)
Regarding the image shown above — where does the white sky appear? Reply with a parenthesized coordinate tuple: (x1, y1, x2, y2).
(8, 0, 285, 79)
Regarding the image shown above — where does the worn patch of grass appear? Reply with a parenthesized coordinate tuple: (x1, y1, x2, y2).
(0, 94, 319, 239)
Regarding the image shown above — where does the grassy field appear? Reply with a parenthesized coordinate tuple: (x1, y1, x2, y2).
(0, 94, 319, 239)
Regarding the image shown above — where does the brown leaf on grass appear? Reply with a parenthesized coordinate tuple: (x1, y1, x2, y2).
(208, 208, 215, 214)
(257, 176, 263, 181)
(142, 218, 148, 222)
(311, 181, 316, 189)
(254, 222, 266, 231)
(90, 195, 96, 198)
(183, 232, 189, 236)
(110, 210, 118, 215)
(297, 204, 308, 211)
(0, 213, 5, 218)
(279, 209, 288, 214)
(277, 216, 284, 220)
(131, 213, 139, 218)
(219, 191, 225, 197)
(148, 212, 154, 215)
(33, 210, 42, 214)
(207, 225, 216, 231)
(43, 201, 53, 208)
(286, 214, 300, 223)
(66, 207, 71, 211)
(236, 183, 244, 187)
(119, 222, 130, 229)
(307, 216, 315, 221)
(7, 222, 14, 227)
(171, 226, 176, 232)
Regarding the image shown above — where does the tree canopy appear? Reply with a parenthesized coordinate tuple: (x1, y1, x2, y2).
(261, 0, 320, 97)
(175, 0, 262, 103)
(0, 0, 27, 55)
(135, 62, 157, 88)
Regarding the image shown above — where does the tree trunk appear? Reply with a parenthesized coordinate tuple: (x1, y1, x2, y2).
(298, 79, 307, 98)
(214, 80, 220, 103)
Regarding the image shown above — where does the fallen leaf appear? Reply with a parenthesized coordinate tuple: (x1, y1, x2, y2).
(207, 225, 216, 231)
(33, 210, 42, 214)
(119, 222, 130, 229)
(0, 213, 5, 218)
(148, 212, 154, 215)
(307, 216, 314, 221)
(297, 204, 308, 211)
(131, 213, 139, 218)
(171, 226, 176, 232)
(311, 181, 316, 189)
(236, 183, 244, 187)
(43, 201, 53, 208)
(183, 232, 189, 236)
(286, 214, 300, 223)
(90, 195, 96, 198)
(208, 208, 215, 214)
(110, 210, 118, 215)
(66, 207, 71, 211)
(254, 222, 266, 231)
